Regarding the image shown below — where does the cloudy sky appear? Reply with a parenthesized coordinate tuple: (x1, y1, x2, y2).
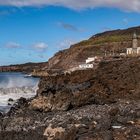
(0, 0, 140, 65)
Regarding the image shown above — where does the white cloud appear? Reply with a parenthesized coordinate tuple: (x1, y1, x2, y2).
(0, 0, 140, 12)
(33, 42, 48, 51)
(6, 42, 20, 48)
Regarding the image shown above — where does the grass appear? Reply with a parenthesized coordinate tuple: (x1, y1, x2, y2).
(75, 35, 132, 47)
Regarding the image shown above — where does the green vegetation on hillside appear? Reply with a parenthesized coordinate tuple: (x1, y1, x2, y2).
(75, 35, 132, 47)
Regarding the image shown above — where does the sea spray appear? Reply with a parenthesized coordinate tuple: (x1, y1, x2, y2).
(0, 72, 39, 112)
(0, 72, 38, 88)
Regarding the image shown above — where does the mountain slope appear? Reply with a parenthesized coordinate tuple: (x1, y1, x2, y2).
(1, 26, 140, 72)
(48, 26, 140, 70)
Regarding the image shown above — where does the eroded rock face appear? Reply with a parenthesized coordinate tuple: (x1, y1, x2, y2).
(43, 124, 65, 140)
(0, 58, 140, 140)
(30, 96, 52, 112)
(31, 90, 73, 112)
(31, 57, 140, 112)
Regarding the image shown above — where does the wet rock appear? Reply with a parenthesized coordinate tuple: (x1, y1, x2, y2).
(0, 112, 3, 117)
(8, 103, 12, 106)
(8, 98, 14, 102)
(18, 97, 27, 105)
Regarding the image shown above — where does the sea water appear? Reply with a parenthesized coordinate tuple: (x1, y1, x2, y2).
(0, 72, 39, 113)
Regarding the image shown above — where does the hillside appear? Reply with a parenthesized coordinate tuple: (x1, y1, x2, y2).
(0, 26, 140, 73)
(48, 26, 140, 70)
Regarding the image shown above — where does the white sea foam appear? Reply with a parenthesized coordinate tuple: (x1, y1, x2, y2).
(0, 73, 39, 112)
(0, 86, 37, 105)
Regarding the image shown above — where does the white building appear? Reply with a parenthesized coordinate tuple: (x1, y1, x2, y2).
(127, 47, 140, 55)
(127, 32, 140, 55)
(86, 57, 96, 64)
(79, 64, 93, 69)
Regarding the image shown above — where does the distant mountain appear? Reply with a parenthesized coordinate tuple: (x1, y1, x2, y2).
(0, 62, 48, 73)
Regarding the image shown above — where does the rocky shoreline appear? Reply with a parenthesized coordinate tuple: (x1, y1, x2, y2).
(0, 98, 139, 140)
(0, 57, 139, 140)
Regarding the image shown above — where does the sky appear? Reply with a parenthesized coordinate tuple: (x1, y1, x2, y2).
(0, 0, 140, 65)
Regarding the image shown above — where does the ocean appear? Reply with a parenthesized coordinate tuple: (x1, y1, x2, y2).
(0, 72, 39, 113)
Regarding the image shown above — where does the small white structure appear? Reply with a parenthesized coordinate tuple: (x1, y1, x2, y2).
(120, 53, 126, 56)
(127, 47, 140, 55)
(79, 64, 93, 69)
(127, 32, 140, 55)
(127, 48, 133, 55)
(86, 57, 96, 64)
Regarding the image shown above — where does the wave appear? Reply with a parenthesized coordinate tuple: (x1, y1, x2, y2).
(0, 75, 38, 88)
(0, 72, 39, 113)
(0, 85, 38, 113)
(0, 86, 35, 94)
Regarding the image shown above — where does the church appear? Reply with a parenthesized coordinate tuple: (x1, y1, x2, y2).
(127, 32, 140, 55)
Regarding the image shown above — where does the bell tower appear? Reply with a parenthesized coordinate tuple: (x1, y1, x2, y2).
(132, 32, 138, 48)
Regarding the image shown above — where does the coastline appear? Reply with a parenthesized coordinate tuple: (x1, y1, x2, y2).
(0, 72, 39, 113)
(0, 57, 139, 140)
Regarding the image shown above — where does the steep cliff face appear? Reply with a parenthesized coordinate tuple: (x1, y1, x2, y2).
(30, 57, 140, 112)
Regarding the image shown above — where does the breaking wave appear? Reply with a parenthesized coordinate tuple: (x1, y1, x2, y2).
(0, 72, 39, 112)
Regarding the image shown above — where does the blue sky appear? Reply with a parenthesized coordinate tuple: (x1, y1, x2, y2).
(0, 1, 140, 65)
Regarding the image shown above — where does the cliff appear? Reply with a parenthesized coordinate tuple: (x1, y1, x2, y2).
(31, 57, 140, 112)
(0, 57, 139, 140)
